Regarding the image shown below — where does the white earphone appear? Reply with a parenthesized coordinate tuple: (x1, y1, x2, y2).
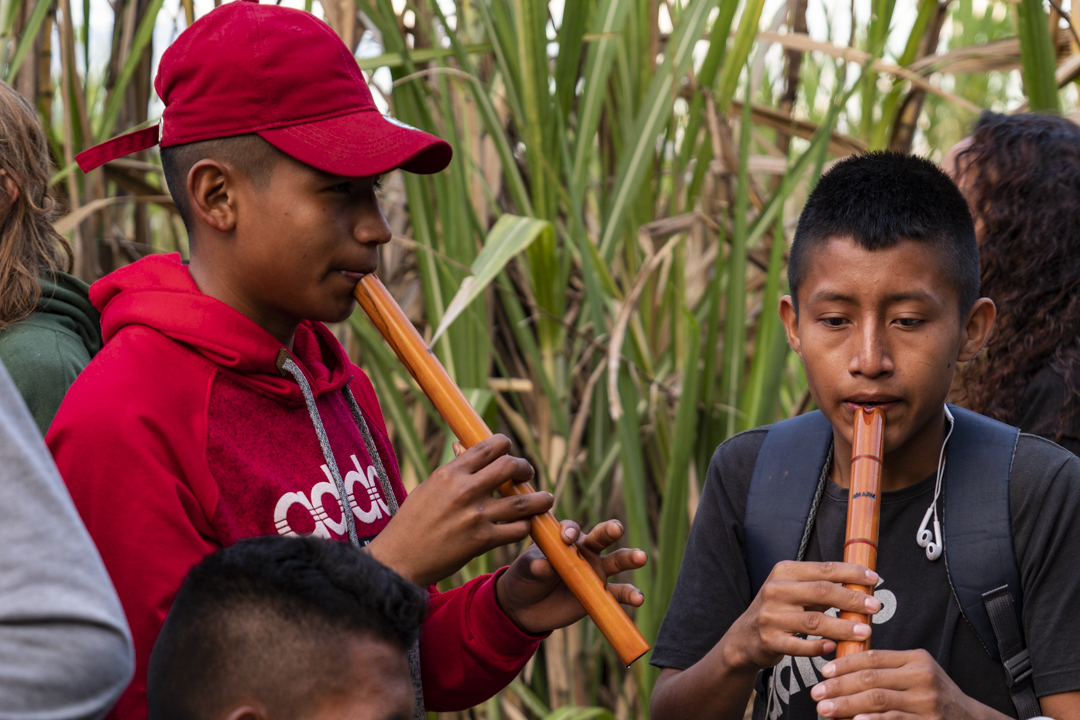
(916, 405, 954, 562)
(916, 505, 943, 560)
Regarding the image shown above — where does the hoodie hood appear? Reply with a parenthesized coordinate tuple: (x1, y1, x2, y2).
(37, 272, 103, 358)
(90, 254, 353, 401)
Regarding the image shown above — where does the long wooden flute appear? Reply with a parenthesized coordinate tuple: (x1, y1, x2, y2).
(836, 406, 885, 658)
(354, 274, 651, 667)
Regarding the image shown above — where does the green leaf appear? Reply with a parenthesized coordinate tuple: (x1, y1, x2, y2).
(3, 0, 49, 81)
(430, 214, 552, 345)
(870, 0, 938, 149)
(427, 2, 534, 216)
(597, 0, 718, 259)
(516, 0, 552, 219)
(356, 43, 491, 70)
(675, 0, 740, 188)
(615, 368, 655, 634)
(571, 0, 632, 196)
(96, 0, 166, 141)
(652, 309, 701, 634)
(739, 218, 790, 431)
(719, 90, 754, 438)
(1015, 0, 1061, 112)
(715, 0, 767, 109)
(474, 0, 525, 125)
(554, 0, 592, 120)
(509, 678, 551, 718)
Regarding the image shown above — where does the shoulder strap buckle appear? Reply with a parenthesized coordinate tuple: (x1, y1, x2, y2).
(983, 584, 1041, 717)
(1003, 648, 1033, 689)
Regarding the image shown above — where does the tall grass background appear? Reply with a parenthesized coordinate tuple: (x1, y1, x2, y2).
(11, 0, 1080, 716)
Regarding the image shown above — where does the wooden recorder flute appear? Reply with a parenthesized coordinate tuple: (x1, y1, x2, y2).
(836, 405, 885, 659)
(354, 274, 651, 667)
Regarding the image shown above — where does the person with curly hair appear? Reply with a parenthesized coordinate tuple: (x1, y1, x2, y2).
(0, 82, 101, 436)
(945, 111, 1080, 455)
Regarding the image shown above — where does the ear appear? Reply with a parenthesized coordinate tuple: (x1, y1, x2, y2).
(957, 297, 996, 362)
(222, 704, 269, 720)
(0, 170, 19, 207)
(779, 294, 803, 359)
(188, 159, 237, 234)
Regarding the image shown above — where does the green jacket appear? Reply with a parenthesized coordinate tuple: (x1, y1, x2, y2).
(0, 272, 102, 436)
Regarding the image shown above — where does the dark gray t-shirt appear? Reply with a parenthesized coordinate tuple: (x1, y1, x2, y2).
(1017, 364, 1080, 456)
(651, 428, 1080, 719)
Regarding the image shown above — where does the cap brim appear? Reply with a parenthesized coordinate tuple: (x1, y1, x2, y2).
(257, 109, 452, 177)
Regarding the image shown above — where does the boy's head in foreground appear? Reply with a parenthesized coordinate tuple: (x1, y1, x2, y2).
(780, 152, 996, 454)
(76, 0, 451, 346)
(147, 535, 426, 720)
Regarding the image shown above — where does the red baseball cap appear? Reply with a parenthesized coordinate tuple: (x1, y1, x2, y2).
(76, 0, 451, 176)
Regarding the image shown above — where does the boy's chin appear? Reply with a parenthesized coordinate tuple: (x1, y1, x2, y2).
(312, 299, 358, 325)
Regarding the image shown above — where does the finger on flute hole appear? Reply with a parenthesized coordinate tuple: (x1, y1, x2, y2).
(560, 519, 580, 543)
(612, 584, 645, 606)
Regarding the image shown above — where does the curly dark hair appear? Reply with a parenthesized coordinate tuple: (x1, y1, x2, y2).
(955, 112, 1080, 441)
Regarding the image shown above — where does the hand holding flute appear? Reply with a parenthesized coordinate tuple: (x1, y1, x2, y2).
(363, 432, 550, 587)
(703, 410, 886, 675)
(356, 274, 651, 666)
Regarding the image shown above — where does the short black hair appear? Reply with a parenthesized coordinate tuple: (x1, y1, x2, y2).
(160, 133, 285, 234)
(147, 535, 426, 720)
(788, 151, 979, 315)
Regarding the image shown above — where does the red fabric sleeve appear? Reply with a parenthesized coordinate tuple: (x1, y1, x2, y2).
(420, 568, 545, 711)
(46, 340, 221, 720)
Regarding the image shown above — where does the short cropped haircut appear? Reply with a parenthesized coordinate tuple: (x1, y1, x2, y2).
(788, 151, 979, 315)
(147, 535, 426, 720)
(160, 134, 285, 234)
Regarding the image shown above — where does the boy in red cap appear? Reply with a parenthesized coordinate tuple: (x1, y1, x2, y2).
(48, 2, 646, 718)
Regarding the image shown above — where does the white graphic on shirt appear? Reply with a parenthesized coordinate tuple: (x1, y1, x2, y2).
(764, 577, 896, 720)
(273, 455, 391, 538)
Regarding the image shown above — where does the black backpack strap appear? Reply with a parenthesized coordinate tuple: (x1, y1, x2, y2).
(745, 410, 834, 596)
(943, 405, 1038, 717)
(984, 586, 1041, 718)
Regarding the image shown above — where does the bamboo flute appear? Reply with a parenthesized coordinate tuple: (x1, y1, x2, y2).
(836, 405, 886, 659)
(354, 274, 651, 667)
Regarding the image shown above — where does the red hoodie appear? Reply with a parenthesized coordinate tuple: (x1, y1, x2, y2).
(47, 254, 540, 718)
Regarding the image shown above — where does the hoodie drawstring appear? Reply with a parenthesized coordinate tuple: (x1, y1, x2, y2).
(279, 355, 362, 546)
(279, 353, 425, 720)
(342, 385, 399, 515)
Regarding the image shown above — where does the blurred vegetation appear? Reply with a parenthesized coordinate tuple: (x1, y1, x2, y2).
(9, 0, 1080, 716)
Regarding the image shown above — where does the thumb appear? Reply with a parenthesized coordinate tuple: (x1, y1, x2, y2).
(528, 554, 559, 583)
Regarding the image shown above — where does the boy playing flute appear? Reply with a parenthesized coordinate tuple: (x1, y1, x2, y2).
(48, 2, 646, 717)
(650, 153, 1080, 720)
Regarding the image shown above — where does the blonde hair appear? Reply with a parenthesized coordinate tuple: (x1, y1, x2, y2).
(0, 81, 72, 331)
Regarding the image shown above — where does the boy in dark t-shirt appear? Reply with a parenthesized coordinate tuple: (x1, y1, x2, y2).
(649, 153, 1080, 720)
